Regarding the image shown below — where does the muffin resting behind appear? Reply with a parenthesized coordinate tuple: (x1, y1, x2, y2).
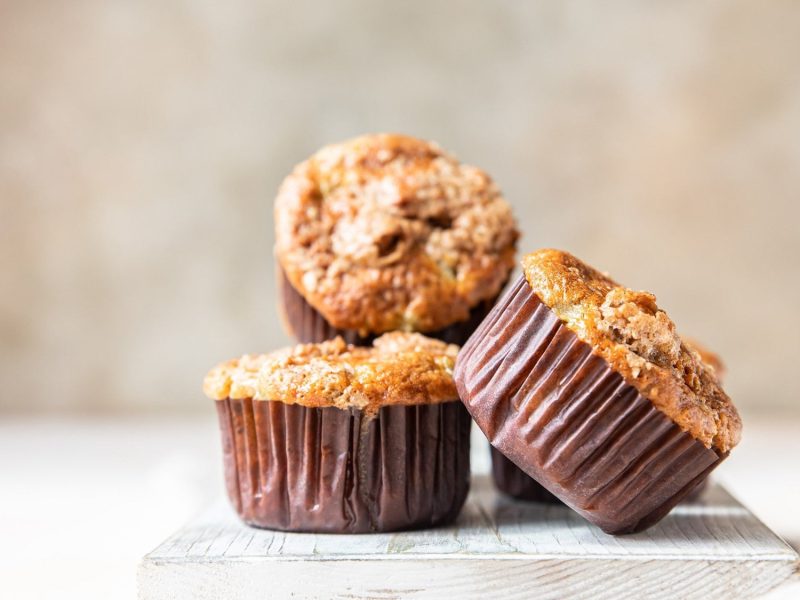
(274, 133, 518, 345)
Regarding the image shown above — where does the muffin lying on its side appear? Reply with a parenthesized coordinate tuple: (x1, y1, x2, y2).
(204, 332, 471, 533)
(274, 133, 518, 345)
(455, 249, 741, 534)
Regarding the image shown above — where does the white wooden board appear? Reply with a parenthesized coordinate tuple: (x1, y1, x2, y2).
(139, 476, 798, 600)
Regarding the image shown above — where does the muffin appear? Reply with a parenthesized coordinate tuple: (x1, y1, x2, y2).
(490, 336, 728, 505)
(454, 249, 741, 534)
(275, 133, 518, 345)
(203, 332, 471, 533)
(489, 447, 560, 503)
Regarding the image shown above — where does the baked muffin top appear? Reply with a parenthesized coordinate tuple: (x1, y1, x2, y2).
(203, 332, 459, 413)
(203, 353, 265, 402)
(521, 249, 741, 453)
(275, 133, 518, 336)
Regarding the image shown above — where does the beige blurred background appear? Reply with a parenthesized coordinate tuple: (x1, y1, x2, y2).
(2, 0, 799, 415)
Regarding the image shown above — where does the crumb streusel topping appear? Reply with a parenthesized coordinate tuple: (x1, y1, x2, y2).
(275, 134, 518, 335)
(203, 332, 459, 413)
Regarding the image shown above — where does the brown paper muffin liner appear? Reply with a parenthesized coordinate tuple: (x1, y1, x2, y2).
(455, 274, 726, 534)
(684, 477, 709, 501)
(216, 397, 471, 533)
(279, 268, 498, 346)
(490, 447, 560, 503)
(492, 445, 709, 504)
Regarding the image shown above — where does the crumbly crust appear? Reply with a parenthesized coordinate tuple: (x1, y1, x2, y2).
(275, 133, 518, 335)
(521, 249, 741, 453)
(203, 354, 267, 402)
(203, 332, 459, 413)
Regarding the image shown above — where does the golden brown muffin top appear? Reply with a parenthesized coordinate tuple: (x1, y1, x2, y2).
(203, 353, 266, 402)
(274, 133, 518, 336)
(203, 332, 459, 413)
(521, 249, 741, 453)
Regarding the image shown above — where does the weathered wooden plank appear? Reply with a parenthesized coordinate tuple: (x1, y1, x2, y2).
(139, 477, 799, 600)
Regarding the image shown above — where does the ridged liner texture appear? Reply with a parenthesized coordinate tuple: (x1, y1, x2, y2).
(216, 398, 471, 533)
(279, 268, 498, 346)
(491, 447, 708, 503)
(455, 274, 725, 534)
(490, 447, 560, 503)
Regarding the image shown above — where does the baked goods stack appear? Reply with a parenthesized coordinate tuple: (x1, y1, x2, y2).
(203, 133, 741, 535)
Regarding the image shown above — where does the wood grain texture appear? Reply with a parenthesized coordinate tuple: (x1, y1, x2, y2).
(138, 477, 799, 600)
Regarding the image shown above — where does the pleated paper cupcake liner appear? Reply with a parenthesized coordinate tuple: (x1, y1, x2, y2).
(279, 267, 499, 346)
(491, 444, 708, 504)
(455, 274, 725, 534)
(684, 477, 709, 501)
(490, 446, 560, 503)
(216, 397, 471, 533)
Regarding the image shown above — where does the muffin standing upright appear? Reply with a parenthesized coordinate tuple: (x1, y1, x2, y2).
(274, 134, 518, 345)
(455, 249, 741, 534)
(204, 333, 471, 533)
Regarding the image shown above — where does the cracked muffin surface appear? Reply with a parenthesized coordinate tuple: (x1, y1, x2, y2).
(275, 133, 518, 336)
(204, 332, 459, 414)
(521, 249, 741, 453)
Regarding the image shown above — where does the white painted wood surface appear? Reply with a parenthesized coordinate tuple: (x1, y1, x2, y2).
(139, 476, 798, 600)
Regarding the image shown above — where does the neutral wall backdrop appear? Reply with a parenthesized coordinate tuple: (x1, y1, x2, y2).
(2, 0, 799, 413)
